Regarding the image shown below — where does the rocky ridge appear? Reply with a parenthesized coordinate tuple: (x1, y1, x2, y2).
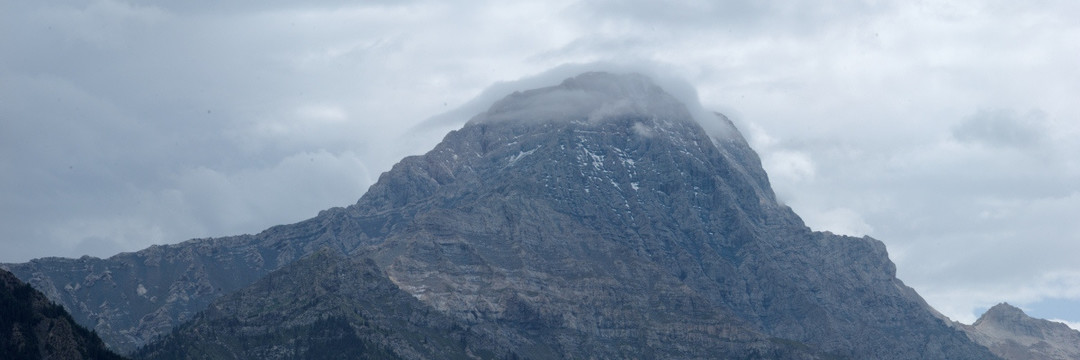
(1, 209, 376, 354)
(1, 268, 126, 360)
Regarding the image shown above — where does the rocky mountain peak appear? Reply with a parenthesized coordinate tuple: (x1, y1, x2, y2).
(357, 72, 787, 232)
(976, 303, 1030, 327)
(961, 303, 1080, 360)
(347, 72, 996, 359)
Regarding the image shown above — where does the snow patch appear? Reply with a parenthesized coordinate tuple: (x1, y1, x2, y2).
(583, 148, 605, 170)
(507, 146, 541, 166)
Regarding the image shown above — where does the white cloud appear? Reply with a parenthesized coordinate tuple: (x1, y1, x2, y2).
(802, 207, 873, 237)
(762, 150, 816, 183)
(165, 149, 374, 238)
(952, 109, 1048, 148)
(1049, 319, 1080, 332)
(296, 104, 347, 123)
(919, 271, 1080, 325)
(3, 149, 372, 261)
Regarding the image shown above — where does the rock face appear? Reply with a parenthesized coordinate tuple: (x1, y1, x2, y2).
(134, 249, 511, 360)
(1, 210, 375, 354)
(348, 72, 995, 359)
(5, 72, 1000, 359)
(960, 303, 1080, 360)
(1, 268, 126, 360)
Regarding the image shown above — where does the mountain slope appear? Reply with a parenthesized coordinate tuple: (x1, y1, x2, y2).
(134, 249, 514, 360)
(960, 303, 1080, 360)
(1, 268, 126, 360)
(1, 208, 380, 354)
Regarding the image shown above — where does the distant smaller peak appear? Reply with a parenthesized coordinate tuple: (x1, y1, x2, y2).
(975, 302, 1029, 325)
(987, 302, 1025, 315)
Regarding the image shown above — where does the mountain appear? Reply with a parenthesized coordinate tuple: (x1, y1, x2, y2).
(345, 72, 996, 359)
(1, 268, 126, 360)
(134, 73, 827, 359)
(959, 303, 1080, 360)
(5, 71, 999, 359)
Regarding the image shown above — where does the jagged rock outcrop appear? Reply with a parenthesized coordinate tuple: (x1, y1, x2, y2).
(960, 303, 1080, 360)
(5, 71, 1001, 359)
(1, 268, 126, 360)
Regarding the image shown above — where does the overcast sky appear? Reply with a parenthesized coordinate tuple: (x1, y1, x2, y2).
(3, 0, 1079, 329)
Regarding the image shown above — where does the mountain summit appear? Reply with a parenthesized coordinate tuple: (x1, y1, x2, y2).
(5, 72, 999, 359)
(960, 303, 1080, 360)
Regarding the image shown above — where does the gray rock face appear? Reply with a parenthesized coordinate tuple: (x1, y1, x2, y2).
(134, 249, 513, 360)
(138, 248, 821, 360)
(1, 268, 126, 360)
(960, 303, 1080, 360)
(353, 72, 996, 359)
(5, 72, 1001, 359)
(1, 209, 378, 354)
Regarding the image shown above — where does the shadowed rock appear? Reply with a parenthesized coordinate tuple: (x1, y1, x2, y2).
(1, 269, 126, 360)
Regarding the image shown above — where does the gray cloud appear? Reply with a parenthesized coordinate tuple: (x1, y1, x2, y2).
(571, 0, 892, 36)
(953, 109, 1047, 148)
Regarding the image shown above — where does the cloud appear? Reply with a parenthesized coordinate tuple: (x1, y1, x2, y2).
(762, 150, 816, 183)
(475, 70, 710, 130)
(18, 150, 373, 261)
(570, 0, 892, 38)
(919, 271, 1080, 325)
(952, 109, 1047, 148)
(803, 208, 873, 237)
(1049, 319, 1080, 332)
(170, 150, 372, 229)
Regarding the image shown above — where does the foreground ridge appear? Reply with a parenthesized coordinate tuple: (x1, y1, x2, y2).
(1, 269, 126, 359)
